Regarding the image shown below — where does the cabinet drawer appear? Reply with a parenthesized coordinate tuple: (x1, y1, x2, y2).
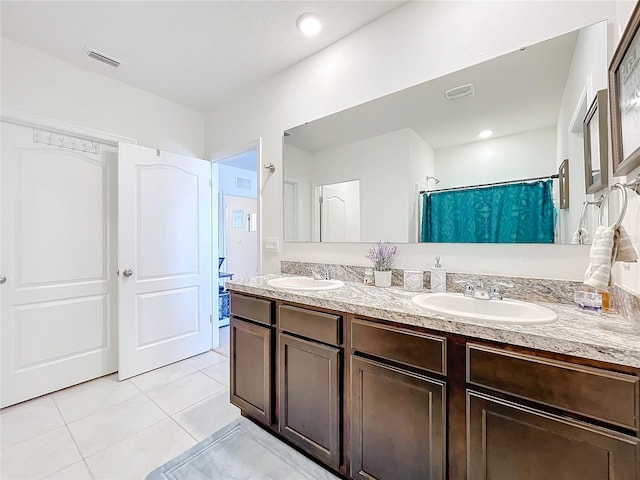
(467, 344, 639, 430)
(351, 318, 446, 375)
(279, 305, 341, 346)
(230, 292, 273, 326)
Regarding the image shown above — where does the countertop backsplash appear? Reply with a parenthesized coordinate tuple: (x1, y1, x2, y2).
(281, 261, 582, 305)
(613, 284, 640, 325)
(280, 260, 640, 327)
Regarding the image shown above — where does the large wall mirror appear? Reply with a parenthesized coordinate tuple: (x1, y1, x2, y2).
(283, 21, 608, 245)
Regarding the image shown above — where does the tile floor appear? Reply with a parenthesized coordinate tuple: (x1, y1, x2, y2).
(0, 327, 238, 480)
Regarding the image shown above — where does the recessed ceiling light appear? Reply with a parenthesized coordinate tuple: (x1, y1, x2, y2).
(478, 130, 493, 139)
(297, 13, 322, 36)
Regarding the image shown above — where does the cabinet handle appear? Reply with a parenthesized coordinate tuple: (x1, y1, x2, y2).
(122, 269, 133, 278)
(0, 275, 6, 284)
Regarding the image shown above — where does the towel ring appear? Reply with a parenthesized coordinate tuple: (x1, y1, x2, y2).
(598, 183, 628, 229)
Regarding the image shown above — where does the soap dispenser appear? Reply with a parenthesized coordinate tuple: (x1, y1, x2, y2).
(430, 256, 446, 292)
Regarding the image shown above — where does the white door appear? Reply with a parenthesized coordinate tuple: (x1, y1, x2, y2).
(320, 180, 361, 242)
(225, 195, 258, 280)
(1, 122, 118, 407)
(118, 143, 212, 380)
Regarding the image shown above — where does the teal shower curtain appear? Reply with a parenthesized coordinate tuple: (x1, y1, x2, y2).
(420, 180, 555, 243)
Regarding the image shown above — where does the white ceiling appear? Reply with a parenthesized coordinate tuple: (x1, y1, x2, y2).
(1, 1, 404, 112)
(285, 27, 582, 151)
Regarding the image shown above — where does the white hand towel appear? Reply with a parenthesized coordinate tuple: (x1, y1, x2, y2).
(584, 225, 638, 291)
(571, 228, 591, 245)
(584, 226, 614, 291)
(614, 225, 638, 262)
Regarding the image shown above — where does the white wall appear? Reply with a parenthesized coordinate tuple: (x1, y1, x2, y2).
(1, 39, 205, 157)
(434, 128, 557, 189)
(408, 131, 436, 242)
(283, 144, 313, 241)
(310, 129, 411, 242)
(285, 129, 433, 243)
(556, 20, 609, 244)
(205, 1, 625, 280)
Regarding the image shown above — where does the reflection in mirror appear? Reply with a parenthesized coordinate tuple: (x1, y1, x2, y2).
(283, 21, 608, 245)
(583, 89, 609, 194)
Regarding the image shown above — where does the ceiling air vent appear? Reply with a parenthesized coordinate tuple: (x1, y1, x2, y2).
(85, 47, 122, 68)
(445, 84, 475, 101)
(236, 177, 252, 190)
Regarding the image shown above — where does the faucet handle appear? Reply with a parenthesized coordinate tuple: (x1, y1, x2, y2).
(489, 281, 513, 300)
(311, 266, 330, 280)
(454, 279, 483, 297)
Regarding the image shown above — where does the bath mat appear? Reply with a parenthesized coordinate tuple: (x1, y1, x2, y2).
(145, 417, 340, 480)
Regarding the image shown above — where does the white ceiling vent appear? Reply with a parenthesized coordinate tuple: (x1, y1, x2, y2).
(85, 47, 122, 68)
(445, 84, 475, 101)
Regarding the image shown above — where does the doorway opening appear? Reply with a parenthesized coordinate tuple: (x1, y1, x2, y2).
(210, 142, 260, 353)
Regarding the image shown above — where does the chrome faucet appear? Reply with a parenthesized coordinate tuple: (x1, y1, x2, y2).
(311, 266, 330, 280)
(468, 281, 489, 299)
(457, 279, 512, 300)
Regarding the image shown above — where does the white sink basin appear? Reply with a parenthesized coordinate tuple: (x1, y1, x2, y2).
(411, 292, 557, 324)
(267, 276, 344, 291)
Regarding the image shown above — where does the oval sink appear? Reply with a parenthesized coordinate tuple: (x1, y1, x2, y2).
(411, 292, 557, 324)
(267, 276, 344, 291)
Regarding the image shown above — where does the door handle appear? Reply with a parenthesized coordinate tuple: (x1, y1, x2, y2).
(122, 269, 133, 278)
(0, 275, 6, 284)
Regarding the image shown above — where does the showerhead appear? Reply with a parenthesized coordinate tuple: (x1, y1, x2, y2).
(426, 176, 440, 184)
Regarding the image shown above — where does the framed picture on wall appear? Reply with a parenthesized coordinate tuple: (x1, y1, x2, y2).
(609, 1, 640, 176)
(559, 158, 569, 209)
(583, 89, 608, 193)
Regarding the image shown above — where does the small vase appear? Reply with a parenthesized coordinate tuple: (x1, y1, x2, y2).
(374, 270, 392, 288)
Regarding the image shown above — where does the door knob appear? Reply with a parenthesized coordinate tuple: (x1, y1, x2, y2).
(122, 269, 133, 278)
(0, 275, 6, 284)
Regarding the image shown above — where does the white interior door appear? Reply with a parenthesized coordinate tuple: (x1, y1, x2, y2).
(1, 121, 118, 407)
(225, 195, 258, 280)
(320, 180, 361, 242)
(118, 143, 212, 380)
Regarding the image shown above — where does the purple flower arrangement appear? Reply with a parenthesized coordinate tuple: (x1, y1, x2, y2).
(365, 240, 397, 272)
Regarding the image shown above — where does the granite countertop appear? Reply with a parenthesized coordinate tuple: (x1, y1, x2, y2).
(226, 274, 640, 369)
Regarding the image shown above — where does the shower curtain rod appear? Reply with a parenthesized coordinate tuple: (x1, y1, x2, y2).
(419, 173, 559, 195)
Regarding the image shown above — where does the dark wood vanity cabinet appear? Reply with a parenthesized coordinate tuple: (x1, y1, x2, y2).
(279, 333, 341, 468)
(350, 318, 447, 480)
(351, 356, 446, 480)
(277, 304, 343, 469)
(229, 291, 640, 480)
(229, 293, 274, 426)
(466, 343, 640, 480)
(467, 391, 639, 480)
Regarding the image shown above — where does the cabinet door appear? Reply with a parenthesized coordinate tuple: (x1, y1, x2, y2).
(467, 391, 639, 480)
(279, 333, 341, 469)
(351, 356, 446, 480)
(230, 316, 272, 425)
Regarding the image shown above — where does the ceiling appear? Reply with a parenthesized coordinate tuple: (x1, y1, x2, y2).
(285, 26, 583, 151)
(1, 1, 404, 112)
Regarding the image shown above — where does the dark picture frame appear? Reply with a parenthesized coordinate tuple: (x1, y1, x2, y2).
(559, 158, 569, 209)
(609, 1, 640, 176)
(583, 89, 609, 193)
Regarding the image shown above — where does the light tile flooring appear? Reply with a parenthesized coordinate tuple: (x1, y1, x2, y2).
(1, 327, 238, 480)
